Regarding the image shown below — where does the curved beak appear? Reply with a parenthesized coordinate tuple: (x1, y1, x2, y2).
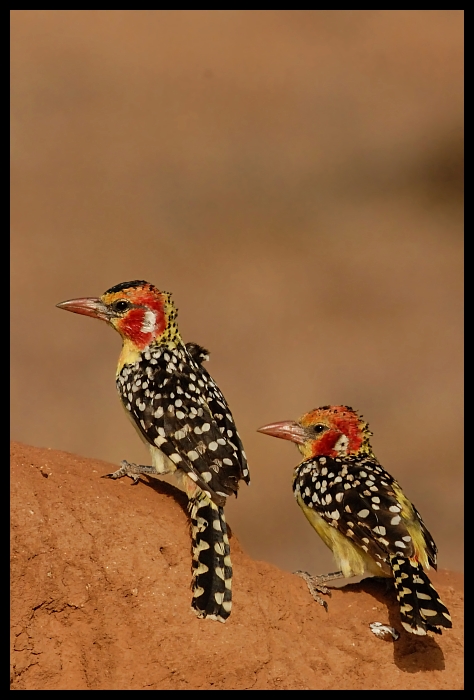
(56, 297, 110, 322)
(257, 420, 307, 445)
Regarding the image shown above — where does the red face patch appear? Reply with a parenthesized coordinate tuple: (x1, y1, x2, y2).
(303, 406, 364, 457)
(308, 429, 343, 457)
(116, 308, 151, 349)
(107, 287, 168, 349)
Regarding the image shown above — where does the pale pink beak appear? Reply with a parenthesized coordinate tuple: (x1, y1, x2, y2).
(56, 297, 110, 322)
(257, 420, 307, 445)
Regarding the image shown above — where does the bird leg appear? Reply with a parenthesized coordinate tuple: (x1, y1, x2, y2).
(294, 570, 344, 610)
(102, 460, 159, 485)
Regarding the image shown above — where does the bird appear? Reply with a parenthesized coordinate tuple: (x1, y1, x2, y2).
(257, 405, 452, 636)
(57, 280, 249, 622)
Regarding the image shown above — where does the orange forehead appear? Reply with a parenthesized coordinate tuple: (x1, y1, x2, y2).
(300, 405, 359, 429)
(101, 284, 163, 306)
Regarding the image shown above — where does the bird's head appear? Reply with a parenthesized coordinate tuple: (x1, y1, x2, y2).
(258, 405, 373, 460)
(56, 280, 180, 351)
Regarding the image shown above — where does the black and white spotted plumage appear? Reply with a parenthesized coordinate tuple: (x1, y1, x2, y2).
(117, 340, 248, 622)
(57, 281, 249, 623)
(188, 496, 233, 620)
(294, 454, 435, 575)
(116, 342, 249, 506)
(257, 405, 452, 636)
(294, 453, 452, 635)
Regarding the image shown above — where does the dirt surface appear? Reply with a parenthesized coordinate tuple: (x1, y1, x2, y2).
(11, 442, 463, 690)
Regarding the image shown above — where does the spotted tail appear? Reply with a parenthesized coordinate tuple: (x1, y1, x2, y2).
(390, 555, 452, 635)
(188, 495, 233, 622)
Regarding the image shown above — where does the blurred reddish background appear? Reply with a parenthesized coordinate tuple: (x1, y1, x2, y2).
(11, 11, 463, 573)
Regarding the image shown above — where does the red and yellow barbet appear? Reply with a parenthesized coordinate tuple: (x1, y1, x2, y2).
(57, 280, 249, 622)
(258, 405, 452, 636)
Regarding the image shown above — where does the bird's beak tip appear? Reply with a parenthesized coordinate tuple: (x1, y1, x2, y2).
(56, 297, 108, 321)
(257, 420, 307, 445)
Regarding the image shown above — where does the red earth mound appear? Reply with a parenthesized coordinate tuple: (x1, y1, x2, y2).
(11, 442, 463, 690)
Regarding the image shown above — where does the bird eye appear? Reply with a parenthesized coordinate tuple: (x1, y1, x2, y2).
(313, 424, 327, 434)
(114, 300, 130, 312)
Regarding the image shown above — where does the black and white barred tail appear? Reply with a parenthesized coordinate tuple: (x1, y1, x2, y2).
(390, 555, 452, 635)
(189, 495, 233, 623)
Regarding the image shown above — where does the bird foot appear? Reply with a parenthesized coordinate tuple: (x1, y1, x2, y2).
(101, 460, 157, 485)
(294, 570, 344, 610)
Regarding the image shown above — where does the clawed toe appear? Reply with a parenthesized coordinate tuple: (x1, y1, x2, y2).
(101, 461, 139, 482)
(293, 570, 341, 610)
(100, 460, 158, 484)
